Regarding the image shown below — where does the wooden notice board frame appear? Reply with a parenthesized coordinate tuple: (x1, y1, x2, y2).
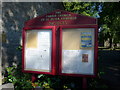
(22, 10, 98, 77)
(59, 25, 98, 77)
(22, 26, 56, 75)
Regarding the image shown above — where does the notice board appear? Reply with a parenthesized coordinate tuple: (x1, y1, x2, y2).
(22, 10, 98, 77)
(60, 28, 95, 75)
(24, 29, 52, 72)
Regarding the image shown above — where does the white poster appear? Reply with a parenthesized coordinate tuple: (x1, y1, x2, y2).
(62, 50, 94, 75)
(25, 30, 52, 72)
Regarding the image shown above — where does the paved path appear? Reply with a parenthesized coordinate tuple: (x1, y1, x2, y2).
(99, 50, 120, 89)
(0, 83, 14, 90)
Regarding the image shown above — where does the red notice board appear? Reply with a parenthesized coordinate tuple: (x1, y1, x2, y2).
(22, 9, 98, 77)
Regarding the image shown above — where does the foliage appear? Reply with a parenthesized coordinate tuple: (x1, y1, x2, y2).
(63, 2, 120, 49)
(5, 64, 108, 89)
(16, 45, 22, 50)
(88, 70, 108, 89)
(99, 2, 120, 48)
(5, 65, 33, 89)
(63, 2, 102, 17)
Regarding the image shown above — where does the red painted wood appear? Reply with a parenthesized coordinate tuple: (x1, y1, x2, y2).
(24, 10, 97, 27)
(94, 25, 98, 77)
(52, 26, 57, 75)
(55, 26, 60, 75)
(59, 27, 62, 75)
(22, 29, 25, 73)
(82, 78, 87, 89)
(32, 74, 37, 82)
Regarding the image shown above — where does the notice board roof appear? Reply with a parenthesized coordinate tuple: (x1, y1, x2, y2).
(25, 9, 97, 27)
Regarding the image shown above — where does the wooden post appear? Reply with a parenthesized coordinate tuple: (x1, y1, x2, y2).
(82, 78, 87, 89)
(32, 74, 37, 83)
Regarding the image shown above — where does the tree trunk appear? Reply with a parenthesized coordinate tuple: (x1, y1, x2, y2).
(109, 38, 112, 49)
(113, 43, 117, 50)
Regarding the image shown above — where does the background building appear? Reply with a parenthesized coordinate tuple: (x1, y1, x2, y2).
(1, 2, 64, 84)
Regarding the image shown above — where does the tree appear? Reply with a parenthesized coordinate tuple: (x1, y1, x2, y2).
(63, 2, 102, 17)
(63, 2, 103, 46)
(99, 2, 120, 49)
(63, 2, 120, 49)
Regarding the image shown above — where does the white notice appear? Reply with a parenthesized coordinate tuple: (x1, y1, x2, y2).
(25, 30, 52, 72)
(62, 50, 94, 75)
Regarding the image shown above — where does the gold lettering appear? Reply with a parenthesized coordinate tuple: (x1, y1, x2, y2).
(41, 16, 77, 21)
(49, 21, 67, 26)
(56, 11, 61, 14)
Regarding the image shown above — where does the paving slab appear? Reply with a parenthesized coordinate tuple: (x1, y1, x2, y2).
(0, 83, 14, 90)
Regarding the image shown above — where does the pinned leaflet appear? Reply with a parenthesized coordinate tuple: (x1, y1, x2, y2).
(81, 32, 92, 48)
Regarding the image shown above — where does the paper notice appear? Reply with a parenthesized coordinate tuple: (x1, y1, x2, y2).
(62, 50, 94, 75)
(82, 54, 88, 62)
(25, 30, 52, 72)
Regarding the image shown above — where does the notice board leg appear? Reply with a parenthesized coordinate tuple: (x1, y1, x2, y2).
(32, 74, 37, 82)
(82, 77, 87, 89)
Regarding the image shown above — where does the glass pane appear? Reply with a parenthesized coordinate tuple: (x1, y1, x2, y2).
(25, 30, 52, 72)
(62, 28, 95, 75)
